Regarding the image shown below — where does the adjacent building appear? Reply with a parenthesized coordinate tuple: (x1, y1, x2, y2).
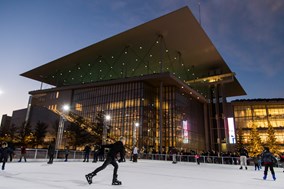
(232, 99, 284, 152)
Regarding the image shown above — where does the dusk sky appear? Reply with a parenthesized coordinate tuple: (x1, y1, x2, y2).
(0, 0, 283, 120)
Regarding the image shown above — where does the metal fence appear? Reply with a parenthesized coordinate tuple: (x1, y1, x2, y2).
(13, 148, 85, 161)
(11, 148, 283, 167)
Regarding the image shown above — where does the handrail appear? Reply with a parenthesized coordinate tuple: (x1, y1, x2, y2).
(11, 148, 282, 168)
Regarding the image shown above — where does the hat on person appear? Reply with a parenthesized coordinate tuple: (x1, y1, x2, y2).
(264, 146, 269, 152)
(119, 136, 126, 141)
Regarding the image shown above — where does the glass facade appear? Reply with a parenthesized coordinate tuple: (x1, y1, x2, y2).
(233, 100, 284, 152)
(69, 80, 205, 153)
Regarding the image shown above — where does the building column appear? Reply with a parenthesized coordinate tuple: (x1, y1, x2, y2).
(159, 81, 163, 153)
(203, 103, 210, 151)
(215, 84, 222, 155)
(208, 86, 214, 150)
(220, 84, 229, 149)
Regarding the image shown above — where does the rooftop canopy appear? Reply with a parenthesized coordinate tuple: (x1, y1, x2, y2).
(21, 6, 246, 99)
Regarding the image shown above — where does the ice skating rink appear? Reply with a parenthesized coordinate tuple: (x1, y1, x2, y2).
(0, 159, 283, 189)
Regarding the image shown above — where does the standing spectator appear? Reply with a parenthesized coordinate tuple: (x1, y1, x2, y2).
(64, 146, 69, 162)
(0, 142, 9, 170)
(18, 145, 27, 162)
(85, 136, 125, 185)
(261, 147, 277, 180)
(83, 144, 91, 162)
(132, 145, 138, 162)
(47, 138, 56, 164)
(239, 147, 248, 170)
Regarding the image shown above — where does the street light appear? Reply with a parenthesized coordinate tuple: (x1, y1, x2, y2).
(102, 114, 111, 145)
(133, 122, 139, 146)
(56, 104, 70, 149)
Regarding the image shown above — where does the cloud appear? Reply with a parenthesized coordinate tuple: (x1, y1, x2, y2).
(201, 0, 284, 77)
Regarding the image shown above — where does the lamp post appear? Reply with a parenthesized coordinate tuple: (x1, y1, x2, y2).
(56, 104, 70, 149)
(133, 122, 139, 146)
(102, 114, 111, 145)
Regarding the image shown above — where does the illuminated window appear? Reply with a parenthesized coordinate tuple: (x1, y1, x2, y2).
(75, 103, 83, 111)
(56, 91, 59, 98)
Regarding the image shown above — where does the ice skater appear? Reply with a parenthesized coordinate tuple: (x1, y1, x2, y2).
(239, 147, 248, 170)
(132, 145, 138, 162)
(47, 138, 56, 164)
(261, 147, 277, 180)
(0, 142, 9, 170)
(18, 145, 27, 162)
(85, 136, 125, 185)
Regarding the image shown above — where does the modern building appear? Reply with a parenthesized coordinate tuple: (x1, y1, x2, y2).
(20, 7, 246, 153)
(0, 114, 12, 136)
(232, 99, 284, 152)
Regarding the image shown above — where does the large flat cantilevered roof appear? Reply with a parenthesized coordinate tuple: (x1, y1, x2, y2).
(21, 6, 246, 98)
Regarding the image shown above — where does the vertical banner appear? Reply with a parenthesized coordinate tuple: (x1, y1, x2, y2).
(228, 117, 236, 144)
(182, 120, 189, 143)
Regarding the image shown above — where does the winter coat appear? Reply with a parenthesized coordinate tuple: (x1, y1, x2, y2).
(48, 141, 56, 156)
(0, 146, 9, 162)
(106, 141, 125, 160)
(239, 148, 248, 157)
(84, 145, 91, 154)
(261, 151, 277, 165)
(20, 146, 27, 154)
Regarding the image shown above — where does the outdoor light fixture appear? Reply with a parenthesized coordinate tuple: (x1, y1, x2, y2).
(102, 114, 111, 145)
(56, 104, 70, 149)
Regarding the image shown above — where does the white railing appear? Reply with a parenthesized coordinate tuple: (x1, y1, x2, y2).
(10, 149, 282, 168)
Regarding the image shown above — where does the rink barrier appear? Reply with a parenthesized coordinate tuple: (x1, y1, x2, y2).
(9, 148, 282, 167)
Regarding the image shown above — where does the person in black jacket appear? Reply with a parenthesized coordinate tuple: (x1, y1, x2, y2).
(47, 138, 56, 164)
(83, 144, 91, 162)
(0, 142, 9, 170)
(239, 147, 248, 170)
(261, 147, 277, 180)
(85, 136, 125, 185)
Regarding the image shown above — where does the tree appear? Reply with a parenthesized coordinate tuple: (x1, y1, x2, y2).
(247, 123, 263, 157)
(236, 126, 245, 151)
(64, 112, 104, 148)
(66, 122, 97, 148)
(0, 123, 17, 142)
(18, 122, 32, 145)
(265, 121, 278, 155)
(95, 110, 105, 143)
(33, 121, 48, 147)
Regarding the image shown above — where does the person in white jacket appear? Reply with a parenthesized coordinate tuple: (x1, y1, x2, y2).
(132, 146, 138, 162)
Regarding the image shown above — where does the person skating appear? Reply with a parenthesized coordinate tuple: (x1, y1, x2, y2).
(64, 146, 69, 162)
(239, 147, 248, 170)
(171, 148, 178, 164)
(261, 147, 277, 180)
(0, 142, 9, 170)
(47, 138, 56, 164)
(85, 136, 125, 185)
(18, 145, 27, 162)
(132, 145, 138, 162)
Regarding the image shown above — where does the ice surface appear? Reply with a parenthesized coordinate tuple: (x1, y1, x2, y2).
(0, 159, 283, 189)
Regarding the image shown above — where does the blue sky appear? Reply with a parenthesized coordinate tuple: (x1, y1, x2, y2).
(0, 0, 283, 119)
